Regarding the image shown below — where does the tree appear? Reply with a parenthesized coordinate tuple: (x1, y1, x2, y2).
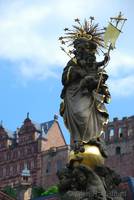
(41, 185, 59, 196)
(2, 186, 17, 199)
(32, 186, 45, 198)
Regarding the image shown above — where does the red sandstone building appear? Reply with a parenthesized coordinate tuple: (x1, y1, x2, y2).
(104, 115, 134, 177)
(1, 114, 134, 199)
(103, 115, 134, 199)
(0, 114, 69, 189)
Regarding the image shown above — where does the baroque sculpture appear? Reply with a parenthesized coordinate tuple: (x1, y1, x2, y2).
(58, 13, 127, 200)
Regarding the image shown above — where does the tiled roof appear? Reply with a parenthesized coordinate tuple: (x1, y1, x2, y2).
(32, 120, 54, 134)
(0, 125, 14, 139)
(0, 118, 55, 140)
(5, 129, 14, 138)
(41, 120, 54, 135)
(32, 120, 55, 139)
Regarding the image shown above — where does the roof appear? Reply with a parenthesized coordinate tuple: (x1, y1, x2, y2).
(41, 120, 54, 135)
(0, 115, 65, 143)
(0, 125, 14, 139)
(31, 120, 55, 138)
(21, 163, 31, 177)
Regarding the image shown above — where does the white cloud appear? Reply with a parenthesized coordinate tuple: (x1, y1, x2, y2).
(107, 51, 134, 77)
(105, 51, 134, 97)
(0, 0, 133, 97)
(109, 75, 134, 97)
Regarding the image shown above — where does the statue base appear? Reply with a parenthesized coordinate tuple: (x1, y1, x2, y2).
(57, 143, 124, 200)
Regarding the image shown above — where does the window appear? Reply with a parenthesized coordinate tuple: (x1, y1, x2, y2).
(128, 127, 133, 137)
(13, 165, 17, 175)
(27, 147, 32, 154)
(118, 127, 123, 138)
(34, 159, 37, 168)
(31, 160, 34, 169)
(13, 151, 18, 159)
(0, 153, 4, 162)
(33, 145, 38, 153)
(20, 163, 24, 171)
(23, 176, 28, 181)
(27, 161, 31, 169)
(46, 162, 51, 174)
(10, 166, 13, 176)
(20, 149, 25, 157)
(0, 168, 3, 177)
(57, 160, 62, 172)
(116, 146, 121, 155)
(6, 167, 10, 176)
(109, 128, 114, 139)
(7, 152, 11, 160)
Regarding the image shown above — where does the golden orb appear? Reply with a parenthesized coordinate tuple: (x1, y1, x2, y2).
(69, 144, 105, 169)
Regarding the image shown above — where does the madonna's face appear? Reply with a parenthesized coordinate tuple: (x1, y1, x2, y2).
(74, 38, 97, 54)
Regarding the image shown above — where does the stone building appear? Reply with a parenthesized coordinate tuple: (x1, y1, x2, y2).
(103, 115, 134, 177)
(0, 114, 69, 189)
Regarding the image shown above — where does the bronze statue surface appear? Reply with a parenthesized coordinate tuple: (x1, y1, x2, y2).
(60, 20, 111, 146)
(58, 15, 127, 200)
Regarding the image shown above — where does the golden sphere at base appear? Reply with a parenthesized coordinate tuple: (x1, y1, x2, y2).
(69, 145, 104, 169)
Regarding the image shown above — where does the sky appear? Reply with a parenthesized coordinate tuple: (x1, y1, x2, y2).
(0, 0, 134, 144)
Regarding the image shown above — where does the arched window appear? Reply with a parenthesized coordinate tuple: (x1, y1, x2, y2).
(116, 146, 121, 155)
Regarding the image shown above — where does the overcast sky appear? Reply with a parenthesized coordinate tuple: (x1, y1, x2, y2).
(0, 0, 134, 143)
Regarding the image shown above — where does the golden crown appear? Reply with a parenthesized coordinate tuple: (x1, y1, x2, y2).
(59, 17, 105, 55)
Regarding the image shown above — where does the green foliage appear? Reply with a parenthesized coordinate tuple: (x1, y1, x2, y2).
(41, 185, 59, 196)
(32, 186, 45, 198)
(2, 186, 17, 199)
(2, 185, 58, 199)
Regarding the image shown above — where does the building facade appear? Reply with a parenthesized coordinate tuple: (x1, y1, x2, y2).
(0, 114, 69, 189)
(103, 115, 134, 177)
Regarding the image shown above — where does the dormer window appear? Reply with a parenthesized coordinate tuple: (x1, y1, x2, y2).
(41, 126, 46, 135)
(46, 123, 48, 130)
